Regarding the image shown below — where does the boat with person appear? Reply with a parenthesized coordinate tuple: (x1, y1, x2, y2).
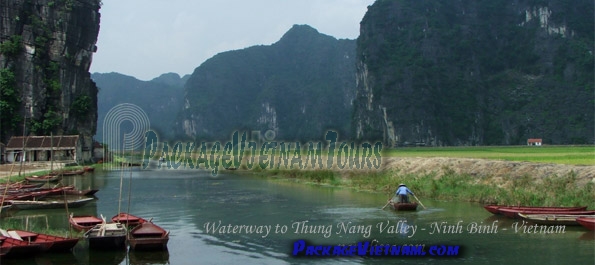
(388, 202, 418, 211)
(576, 217, 595, 230)
(128, 219, 169, 250)
(483, 205, 588, 215)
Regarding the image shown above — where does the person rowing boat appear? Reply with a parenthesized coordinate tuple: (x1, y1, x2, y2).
(394, 183, 414, 203)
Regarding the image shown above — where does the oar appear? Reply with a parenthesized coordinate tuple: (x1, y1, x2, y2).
(381, 200, 391, 210)
(413, 194, 427, 209)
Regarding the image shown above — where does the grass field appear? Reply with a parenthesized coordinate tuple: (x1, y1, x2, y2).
(382, 145, 595, 165)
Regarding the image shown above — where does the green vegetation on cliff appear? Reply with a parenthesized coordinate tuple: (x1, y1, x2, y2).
(354, 0, 594, 146)
(0, 0, 101, 153)
(180, 25, 356, 142)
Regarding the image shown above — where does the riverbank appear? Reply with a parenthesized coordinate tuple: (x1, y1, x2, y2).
(239, 157, 595, 209)
(0, 162, 95, 183)
(0, 162, 66, 179)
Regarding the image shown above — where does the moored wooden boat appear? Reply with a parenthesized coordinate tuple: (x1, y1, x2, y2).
(0, 203, 13, 213)
(0, 182, 44, 190)
(69, 214, 104, 231)
(1, 189, 55, 201)
(500, 208, 595, 219)
(25, 174, 62, 183)
(389, 202, 418, 211)
(83, 166, 95, 172)
(44, 186, 76, 196)
(576, 217, 595, 231)
(518, 213, 595, 226)
(58, 169, 86, 176)
(8, 197, 94, 210)
(128, 220, 169, 250)
(0, 235, 41, 257)
(483, 204, 588, 215)
(3, 186, 73, 198)
(112, 212, 147, 226)
(84, 222, 128, 250)
(63, 189, 99, 196)
(8, 230, 79, 252)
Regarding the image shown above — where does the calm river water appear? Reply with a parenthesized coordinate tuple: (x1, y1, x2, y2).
(1, 168, 593, 265)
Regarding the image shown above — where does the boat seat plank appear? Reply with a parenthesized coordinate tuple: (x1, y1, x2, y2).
(73, 217, 103, 223)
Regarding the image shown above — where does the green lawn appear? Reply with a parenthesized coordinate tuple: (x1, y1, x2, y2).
(382, 145, 595, 165)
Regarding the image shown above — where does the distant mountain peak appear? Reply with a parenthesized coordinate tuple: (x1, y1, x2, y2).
(151, 72, 184, 87)
(278, 24, 330, 43)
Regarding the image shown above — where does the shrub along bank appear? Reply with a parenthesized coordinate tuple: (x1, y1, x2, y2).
(246, 165, 595, 209)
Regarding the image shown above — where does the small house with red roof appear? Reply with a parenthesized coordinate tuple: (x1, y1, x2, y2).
(527, 138, 542, 146)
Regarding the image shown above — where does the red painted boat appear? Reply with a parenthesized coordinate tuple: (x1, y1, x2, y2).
(69, 214, 104, 231)
(576, 217, 595, 231)
(483, 205, 588, 215)
(112, 212, 147, 226)
(0, 235, 41, 257)
(389, 202, 418, 211)
(9, 230, 79, 252)
(499, 208, 595, 219)
(128, 220, 169, 250)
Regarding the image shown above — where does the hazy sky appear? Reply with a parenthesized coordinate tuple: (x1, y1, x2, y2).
(90, 0, 376, 81)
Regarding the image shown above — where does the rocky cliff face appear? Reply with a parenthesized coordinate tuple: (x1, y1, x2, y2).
(179, 25, 356, 142)
(353, 0, 594, 146)
(0, 0, 100, 155)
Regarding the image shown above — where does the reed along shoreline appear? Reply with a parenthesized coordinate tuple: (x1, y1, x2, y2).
(232, 156, 595, 209)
